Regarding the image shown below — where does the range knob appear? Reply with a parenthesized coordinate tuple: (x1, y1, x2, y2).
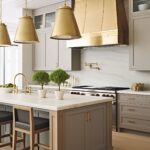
(96, 94, 100, 96)
(102, 94, 106, 97)
(81, 93, 85, 95)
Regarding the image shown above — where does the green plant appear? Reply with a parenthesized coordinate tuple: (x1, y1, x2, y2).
(0, 83, 14, 88)
(32, 71, 50, 90)
(49, 69, 70, 91)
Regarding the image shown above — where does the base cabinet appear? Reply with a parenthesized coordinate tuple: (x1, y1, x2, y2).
(118, 93, 150, 133)
(50, 102, 112, 150)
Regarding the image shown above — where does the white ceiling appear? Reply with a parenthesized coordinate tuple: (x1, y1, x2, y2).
(4, 0, 64, 9)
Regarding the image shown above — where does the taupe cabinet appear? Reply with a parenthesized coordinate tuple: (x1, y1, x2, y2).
(50, 102, 112, 150)
(130, 0, 150, 70)
(33, 2, 81, 71)
(118, 93, 150, 133)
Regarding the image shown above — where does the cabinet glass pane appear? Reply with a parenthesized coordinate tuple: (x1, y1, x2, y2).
(35, 15, 43, 29)
(133, 0, 150, 12)
(45, 12, 55, 28)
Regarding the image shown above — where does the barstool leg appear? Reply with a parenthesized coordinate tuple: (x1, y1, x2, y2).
(30, 132, 35, 150)
(0, 124, 1, 143)
(37, 133, 40, 150)
(10, 123, 13, 147)
(23, 133, 26, 148)
(12, 130, 17, 150)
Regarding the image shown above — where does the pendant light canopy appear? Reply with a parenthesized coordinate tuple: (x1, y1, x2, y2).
(51, 1, 81, 40)
(0, 0, 11, 46)
(14, 0, 39, 44)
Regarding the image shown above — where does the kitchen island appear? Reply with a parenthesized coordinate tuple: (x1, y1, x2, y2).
(0, 93, 112, 150)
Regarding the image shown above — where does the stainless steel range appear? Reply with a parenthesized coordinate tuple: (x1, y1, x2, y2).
(70, 86, 129, 131)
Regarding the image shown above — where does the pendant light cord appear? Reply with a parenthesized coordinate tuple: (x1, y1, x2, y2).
(25, 0, 27, 16)
(0, 0, 2, 23)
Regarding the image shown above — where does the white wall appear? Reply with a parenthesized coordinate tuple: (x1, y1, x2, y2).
(70, 46, 150, 89)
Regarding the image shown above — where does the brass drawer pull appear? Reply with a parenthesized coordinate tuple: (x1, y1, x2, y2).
(85, 112, 91, 122)
(128, 120, 135, 124)
(128, 109, 135, 112)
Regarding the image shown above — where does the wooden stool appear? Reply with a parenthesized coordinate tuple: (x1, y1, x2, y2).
(13, 105, 50, 150)
(0, 111, 13, 148)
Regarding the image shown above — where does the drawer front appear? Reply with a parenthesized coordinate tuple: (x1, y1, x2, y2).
(120, 117, 150, 133)
(120, 105, 150, 120)
(118, 94, 150, 107)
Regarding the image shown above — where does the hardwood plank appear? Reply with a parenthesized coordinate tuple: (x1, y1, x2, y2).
(1, 131, 150, 150)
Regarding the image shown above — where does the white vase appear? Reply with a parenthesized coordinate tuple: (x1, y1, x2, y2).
(55, 90, 64, 100)
(38, 89, 47, 98)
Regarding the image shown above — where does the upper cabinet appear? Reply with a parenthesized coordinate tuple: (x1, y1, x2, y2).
(33, 2, 81, 71)
(132, 0, 150, 13)
(130, 0, 150, 70)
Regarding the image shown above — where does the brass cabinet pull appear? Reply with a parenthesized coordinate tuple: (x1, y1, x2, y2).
(85, 112, 91, 122)
(128, 108, 135, 112)
(89, 112, 91, 121)
(128, 120, 135, 124)
(85, 112, 89, 122)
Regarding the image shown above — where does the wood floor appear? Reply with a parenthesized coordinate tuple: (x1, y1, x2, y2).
(1, 131, 150, 150)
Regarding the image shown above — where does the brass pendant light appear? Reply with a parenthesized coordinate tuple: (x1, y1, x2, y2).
(0, 0, 11, 47)
(14, 0, 39, 44)
(51, 0, 81, 40)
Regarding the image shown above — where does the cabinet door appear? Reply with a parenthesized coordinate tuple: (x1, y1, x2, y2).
(33, 29, 46, 70)
(64, 108, 85, 150)
(58, 41, 72, 70)
(86, 105, 106, 150)
(45, 28, 59, 70)
(130, 16, 150, 70)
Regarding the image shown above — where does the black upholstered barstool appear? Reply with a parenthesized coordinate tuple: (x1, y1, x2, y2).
(0, 110, 13, 148)
(13, 105, 50, 150)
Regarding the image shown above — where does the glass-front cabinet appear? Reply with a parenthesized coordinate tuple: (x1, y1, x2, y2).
(45, 12, 55, 28)
(34, 15, 43, 29)
(133, 0, 150, 12)
(34, 12, 55, 29)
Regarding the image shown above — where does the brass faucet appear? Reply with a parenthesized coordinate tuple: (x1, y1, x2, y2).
(13, 73, 31, 94)
(85, 62, 100, 70)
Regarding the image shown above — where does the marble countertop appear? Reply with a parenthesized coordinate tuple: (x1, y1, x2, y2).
(0, 93, 112, 111)
(118, 89, 150, 95)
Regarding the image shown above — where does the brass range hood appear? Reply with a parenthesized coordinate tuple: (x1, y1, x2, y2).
(67, 0, 128, 47)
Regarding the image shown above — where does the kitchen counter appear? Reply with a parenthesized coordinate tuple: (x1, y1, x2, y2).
(0, 93, 112, 150)
(118, 89, 150, 95)
(0, 93, 112, 111)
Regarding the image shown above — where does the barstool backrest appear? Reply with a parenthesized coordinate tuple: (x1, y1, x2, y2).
(13, 105, 34, 132)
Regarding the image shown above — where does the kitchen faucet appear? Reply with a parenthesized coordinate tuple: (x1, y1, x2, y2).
(13, 73, 31, 94)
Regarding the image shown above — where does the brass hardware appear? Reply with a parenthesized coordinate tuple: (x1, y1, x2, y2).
(85, 112, 92, 122)
(85, 112, 89, 122)
(128, 109, 135, 112)
(51, 0, 81, 40)
(85, 62, 100, 70)
(128, 120, 135, 124)
(13, 73, 31, 94)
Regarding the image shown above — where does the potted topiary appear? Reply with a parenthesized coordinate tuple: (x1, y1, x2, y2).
(32, 71, 50, 98)
(49, 69, 70, 100)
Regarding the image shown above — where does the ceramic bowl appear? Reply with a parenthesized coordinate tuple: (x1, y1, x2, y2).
(0, 88, 13, 93)
(138, 3, 150, 11)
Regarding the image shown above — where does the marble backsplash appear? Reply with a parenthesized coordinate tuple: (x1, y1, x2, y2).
(70, 46, 150, 90)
